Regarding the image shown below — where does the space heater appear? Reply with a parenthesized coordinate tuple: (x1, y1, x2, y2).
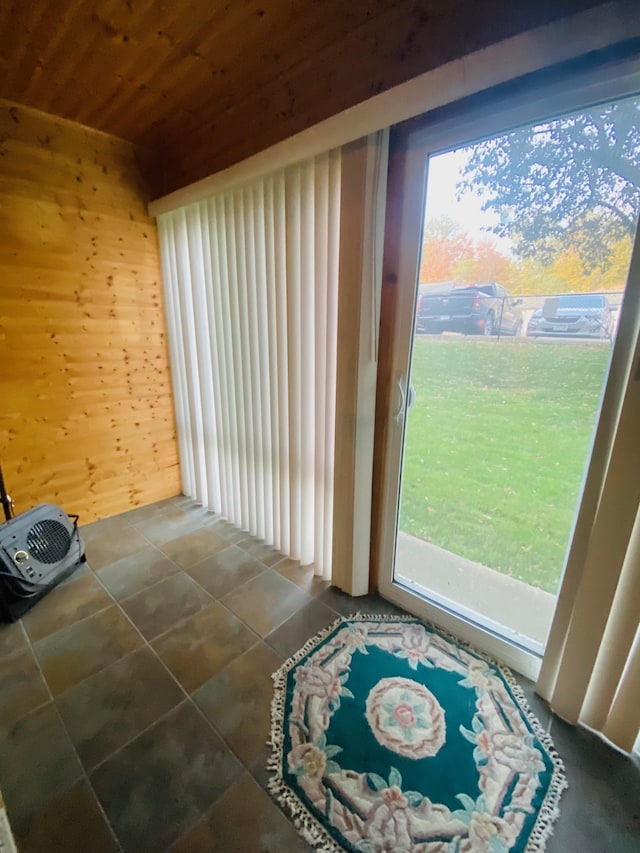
(0, 468, 85, 622)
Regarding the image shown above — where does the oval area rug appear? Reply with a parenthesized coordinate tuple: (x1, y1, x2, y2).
(268, 614, 566, 853)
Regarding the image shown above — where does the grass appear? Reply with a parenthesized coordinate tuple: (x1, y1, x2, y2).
(399, 337, 611, 593)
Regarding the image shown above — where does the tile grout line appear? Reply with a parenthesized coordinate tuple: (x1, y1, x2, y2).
(180, 539, 268, 576)
(77, 535, 286, 780)
(103, 544, 271, 648)
(100, 499, 222, 558)
(17, 611, 124, 852)
(58, 547, 245, 850)
(6, 502, 337, 851)
(84, 535, 328, 845)
(261, 594, 342, 651)
(1, 500, 266, 848)
(33, 520, 274, 706)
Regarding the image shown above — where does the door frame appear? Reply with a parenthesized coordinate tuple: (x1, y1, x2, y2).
(371, 46, 640, 679)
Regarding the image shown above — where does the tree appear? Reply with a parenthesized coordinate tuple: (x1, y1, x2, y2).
(420, 215, 473, 282)
(457, 97, 640, 271)
(451, 238, 515, 284)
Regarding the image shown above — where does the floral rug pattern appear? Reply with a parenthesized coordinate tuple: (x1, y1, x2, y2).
(268, 615, 566, 853)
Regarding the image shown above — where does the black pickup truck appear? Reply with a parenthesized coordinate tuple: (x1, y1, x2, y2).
(415, 282, 523, 336)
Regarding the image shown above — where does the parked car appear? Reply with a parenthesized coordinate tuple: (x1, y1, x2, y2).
(526, 293, 612, 339)
(415, 282, 523, 336)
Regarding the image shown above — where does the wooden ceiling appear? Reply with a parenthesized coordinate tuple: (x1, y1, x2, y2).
(1, 0, 605, 197)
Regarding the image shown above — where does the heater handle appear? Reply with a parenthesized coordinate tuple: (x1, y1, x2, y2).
(0, 465, 14, 522)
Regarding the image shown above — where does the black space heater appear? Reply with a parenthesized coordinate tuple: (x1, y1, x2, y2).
(0, 467, 85, 622)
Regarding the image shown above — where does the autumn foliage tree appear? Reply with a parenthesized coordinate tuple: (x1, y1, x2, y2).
(420, 216, 473, 282)
(457, 97, 640, 272)
(420, 97, 640, 296)
(420, 217, 631, 296)
(452, 239, 515, 284)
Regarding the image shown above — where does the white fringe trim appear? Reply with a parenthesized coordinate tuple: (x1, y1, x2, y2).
(268, 613, 567, 853)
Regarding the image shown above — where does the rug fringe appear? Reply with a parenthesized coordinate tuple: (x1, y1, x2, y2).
(502, 673, 568, 853)
(268, 612, 567, 853)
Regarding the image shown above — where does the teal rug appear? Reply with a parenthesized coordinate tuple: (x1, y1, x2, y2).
(268, 615, 566, 853)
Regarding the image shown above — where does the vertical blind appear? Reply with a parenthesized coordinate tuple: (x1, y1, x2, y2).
(538, 225, 640, 753)
(157, 150, 341, 578)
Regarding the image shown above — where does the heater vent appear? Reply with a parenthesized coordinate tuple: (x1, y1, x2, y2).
(26, 519, 72, 564)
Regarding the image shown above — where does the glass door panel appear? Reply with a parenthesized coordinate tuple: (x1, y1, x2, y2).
(390, 93, 640, 656)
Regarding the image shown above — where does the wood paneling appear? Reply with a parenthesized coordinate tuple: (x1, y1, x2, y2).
(0, 1, 606, 195)
(0, 100, 180, 523)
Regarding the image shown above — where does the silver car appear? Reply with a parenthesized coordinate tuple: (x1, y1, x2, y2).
(526, 294, 612, 339)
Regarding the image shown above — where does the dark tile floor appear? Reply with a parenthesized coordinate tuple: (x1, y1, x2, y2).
(0, 496, 638, 852)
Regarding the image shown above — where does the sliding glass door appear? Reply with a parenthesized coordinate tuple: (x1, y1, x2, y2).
(377, 74, 640, 676)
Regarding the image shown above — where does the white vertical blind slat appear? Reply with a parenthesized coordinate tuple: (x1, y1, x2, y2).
(263, 176, 281, 550)
(299, 160, 316, 566)
(168, 215, 196, 497)
(201, 201, 227, 511)
(274, 171, 291, 556)
(186, 205, 219, 509)
(212, 197, 240, 521)
(323, 150, 341, 578)
(158, 216, 193, 496)
(175, 210, 206, 503)
(158, 150, 341, 577)
(237, 188, 258, 535)
(313, 153, 329, 573)
(286, 165, 302, 561)
(224, 193, 250, 530)
(253, 182, 274, 546)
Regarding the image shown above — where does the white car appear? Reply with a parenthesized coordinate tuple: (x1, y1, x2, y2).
(526, 294, 612, 339)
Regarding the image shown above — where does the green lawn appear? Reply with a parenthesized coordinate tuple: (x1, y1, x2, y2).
(399, 337, 611, 594)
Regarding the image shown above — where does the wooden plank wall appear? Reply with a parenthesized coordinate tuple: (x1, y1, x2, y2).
(0, 100, 181, 523)
(0, 1, 608, 197)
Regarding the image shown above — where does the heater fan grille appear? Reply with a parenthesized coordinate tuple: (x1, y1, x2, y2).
(26, 519, 71, 564)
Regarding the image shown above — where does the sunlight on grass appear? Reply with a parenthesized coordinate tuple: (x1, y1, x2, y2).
(399, 338, 610, 593)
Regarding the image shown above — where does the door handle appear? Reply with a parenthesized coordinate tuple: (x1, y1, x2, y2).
(394, 377, 415, 423)
(394, 377, 406, 424)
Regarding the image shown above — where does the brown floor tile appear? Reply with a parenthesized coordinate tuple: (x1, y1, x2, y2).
(81, 515, 134, 545)
(318, 586, 406, 617)
(91, 700, 243, 852)
(265, 598, 338, 660)
(209, 519, 251, 545)
(15, 780, 119, 853)
(187, 545, 267, 599)
(22, 573, 112, 642)
(2, 496, 632, 853)
(56, 647, 184, 770)
(133, 505, 218, 547)
(0, 702, 83, 835)
(97, 545, 178, 600)
(58, 561, 91, 586)
(84, 525, 150, 570)
(0, 647, 50, 730)
(221, 569, 311, 637)
(0, 620, 28, 659)
(159, 526, 230, 568)
(193, 642, 282, 766)
(275, 559, 331, 597)
(237, 538, 285, 566)
(119, 496, 185, 525)
(119, 572, 213, 641)
(545, 716, 640, 853)
(152, 602, 256, 694)
(34, 606, 143, 696)
(171, 771, 312, 852)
